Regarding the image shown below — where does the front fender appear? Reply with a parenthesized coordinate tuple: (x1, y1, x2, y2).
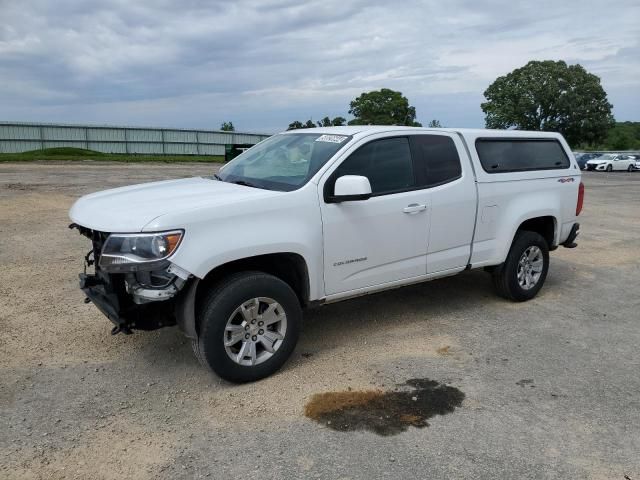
(147, 185, 325, 301)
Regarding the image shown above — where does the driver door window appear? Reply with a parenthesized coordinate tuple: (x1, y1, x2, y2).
(331, 137, 414, 195)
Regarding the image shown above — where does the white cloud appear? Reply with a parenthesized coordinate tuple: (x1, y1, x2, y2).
(0, 0, 638, 130)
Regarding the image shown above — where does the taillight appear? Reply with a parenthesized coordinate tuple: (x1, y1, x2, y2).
(576, 181, 584, 216)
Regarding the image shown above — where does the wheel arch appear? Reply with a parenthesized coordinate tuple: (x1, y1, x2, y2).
(516, 215, 557, 249)
(176, 252, 310, 339)
(492, 214, 558, 268)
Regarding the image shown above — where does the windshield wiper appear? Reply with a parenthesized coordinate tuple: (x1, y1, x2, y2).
(231, 180, 260, 188)
(212, 174, 263, 189)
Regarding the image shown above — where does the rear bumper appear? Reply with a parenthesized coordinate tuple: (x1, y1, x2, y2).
(561, 223, 580, 249)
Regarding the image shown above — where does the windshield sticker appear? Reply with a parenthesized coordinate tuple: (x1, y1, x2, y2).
(315, 135, 348, 144)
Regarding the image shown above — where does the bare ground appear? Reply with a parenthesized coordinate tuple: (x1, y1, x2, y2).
(1, 162, 639, 479)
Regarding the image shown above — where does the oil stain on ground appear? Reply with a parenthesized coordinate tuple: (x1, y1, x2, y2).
(304, 378, 465, 436)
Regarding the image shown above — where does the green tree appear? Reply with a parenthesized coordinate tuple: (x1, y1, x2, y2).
(220, 121, 235, 131)
(348, 88, 422, 126)
(287, 119, 317, 130)
(428, 119, 442, 128)
(317, 116, 347, 127)
(481, 60, 614, 147)
(604, 124, 636, 150)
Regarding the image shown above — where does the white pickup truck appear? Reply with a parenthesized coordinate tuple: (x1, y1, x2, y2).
(70, 126, 583, 382)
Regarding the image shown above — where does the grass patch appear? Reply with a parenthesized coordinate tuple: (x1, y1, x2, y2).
(0, 147, 225, 163)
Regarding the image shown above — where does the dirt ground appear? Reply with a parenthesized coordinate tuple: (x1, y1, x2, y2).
(1, 162, 639, 479)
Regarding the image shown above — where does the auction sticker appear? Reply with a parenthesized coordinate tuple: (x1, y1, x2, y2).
(315, 135, 348, 143)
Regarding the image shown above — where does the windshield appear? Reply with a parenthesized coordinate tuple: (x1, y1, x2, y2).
(217, 133, 352, 191)
(598, 154, 616, 160)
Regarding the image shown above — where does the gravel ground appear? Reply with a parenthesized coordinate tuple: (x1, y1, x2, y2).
(1, 162, 639, 479)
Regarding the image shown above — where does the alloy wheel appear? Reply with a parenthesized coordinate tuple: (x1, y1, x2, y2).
(517, 246, 544, 290)
(223, 297, 287, 366)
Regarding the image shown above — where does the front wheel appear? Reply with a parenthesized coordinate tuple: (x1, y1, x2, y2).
(193, 272, 302, 382)
(628, 165, 634, 172)
(606, 164, 613, 172)
(492, 231, 549, 302)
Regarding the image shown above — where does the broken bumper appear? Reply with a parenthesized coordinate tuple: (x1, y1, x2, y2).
(79, 273, 125, 332)
(79, 272, 181, 334)
(71, 225, 193, 334)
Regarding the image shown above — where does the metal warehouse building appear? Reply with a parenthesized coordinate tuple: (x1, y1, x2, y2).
(0, 122, 271, 156)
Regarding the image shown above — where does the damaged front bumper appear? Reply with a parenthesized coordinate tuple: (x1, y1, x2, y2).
(79, 271, 187, 334)
(79, 273, 123, 331)
(72, 225, 192, 335)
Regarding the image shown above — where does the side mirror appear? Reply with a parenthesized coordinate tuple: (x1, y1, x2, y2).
(329, 175, 372, 203)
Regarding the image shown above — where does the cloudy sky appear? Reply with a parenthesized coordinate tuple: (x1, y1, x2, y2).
(1, 0, 638, 132)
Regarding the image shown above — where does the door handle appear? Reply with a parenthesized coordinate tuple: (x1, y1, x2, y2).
(403, 203, 427, 214)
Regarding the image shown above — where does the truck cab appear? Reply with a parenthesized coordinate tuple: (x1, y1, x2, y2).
(70, 126, 583, 382)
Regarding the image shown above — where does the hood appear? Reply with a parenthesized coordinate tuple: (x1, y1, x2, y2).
(69, 177, 279, 232)
(586, 159, 609, 164)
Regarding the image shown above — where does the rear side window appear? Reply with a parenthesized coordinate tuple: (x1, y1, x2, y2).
(410, 135, 462, 186)
(476, 139, 570, 173)
(332, 137, 414, 195)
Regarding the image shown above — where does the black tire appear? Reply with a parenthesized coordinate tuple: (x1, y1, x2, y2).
(606, 164, 612, 172)
(193, 271, 302, 383)
(492, 230, 549, 302)
(628, 165, 634, 172)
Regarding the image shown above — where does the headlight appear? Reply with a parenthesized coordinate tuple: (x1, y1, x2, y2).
(99, 230, 183, 272)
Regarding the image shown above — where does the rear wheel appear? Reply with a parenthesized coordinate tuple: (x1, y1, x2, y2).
(492, 231, 549, 302)
(628, 164, 634, 172)
(193, 271, 302, 382)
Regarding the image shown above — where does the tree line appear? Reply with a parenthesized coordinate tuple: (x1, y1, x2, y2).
(220, 59, 632, 148)
(591, 121, 640, 150)
(286, 89, 423, 130)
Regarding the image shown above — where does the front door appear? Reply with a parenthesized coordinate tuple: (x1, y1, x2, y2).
(319, 136, 430, 296)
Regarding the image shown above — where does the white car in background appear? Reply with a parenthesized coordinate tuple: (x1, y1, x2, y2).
(585, 154, 636, 172)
